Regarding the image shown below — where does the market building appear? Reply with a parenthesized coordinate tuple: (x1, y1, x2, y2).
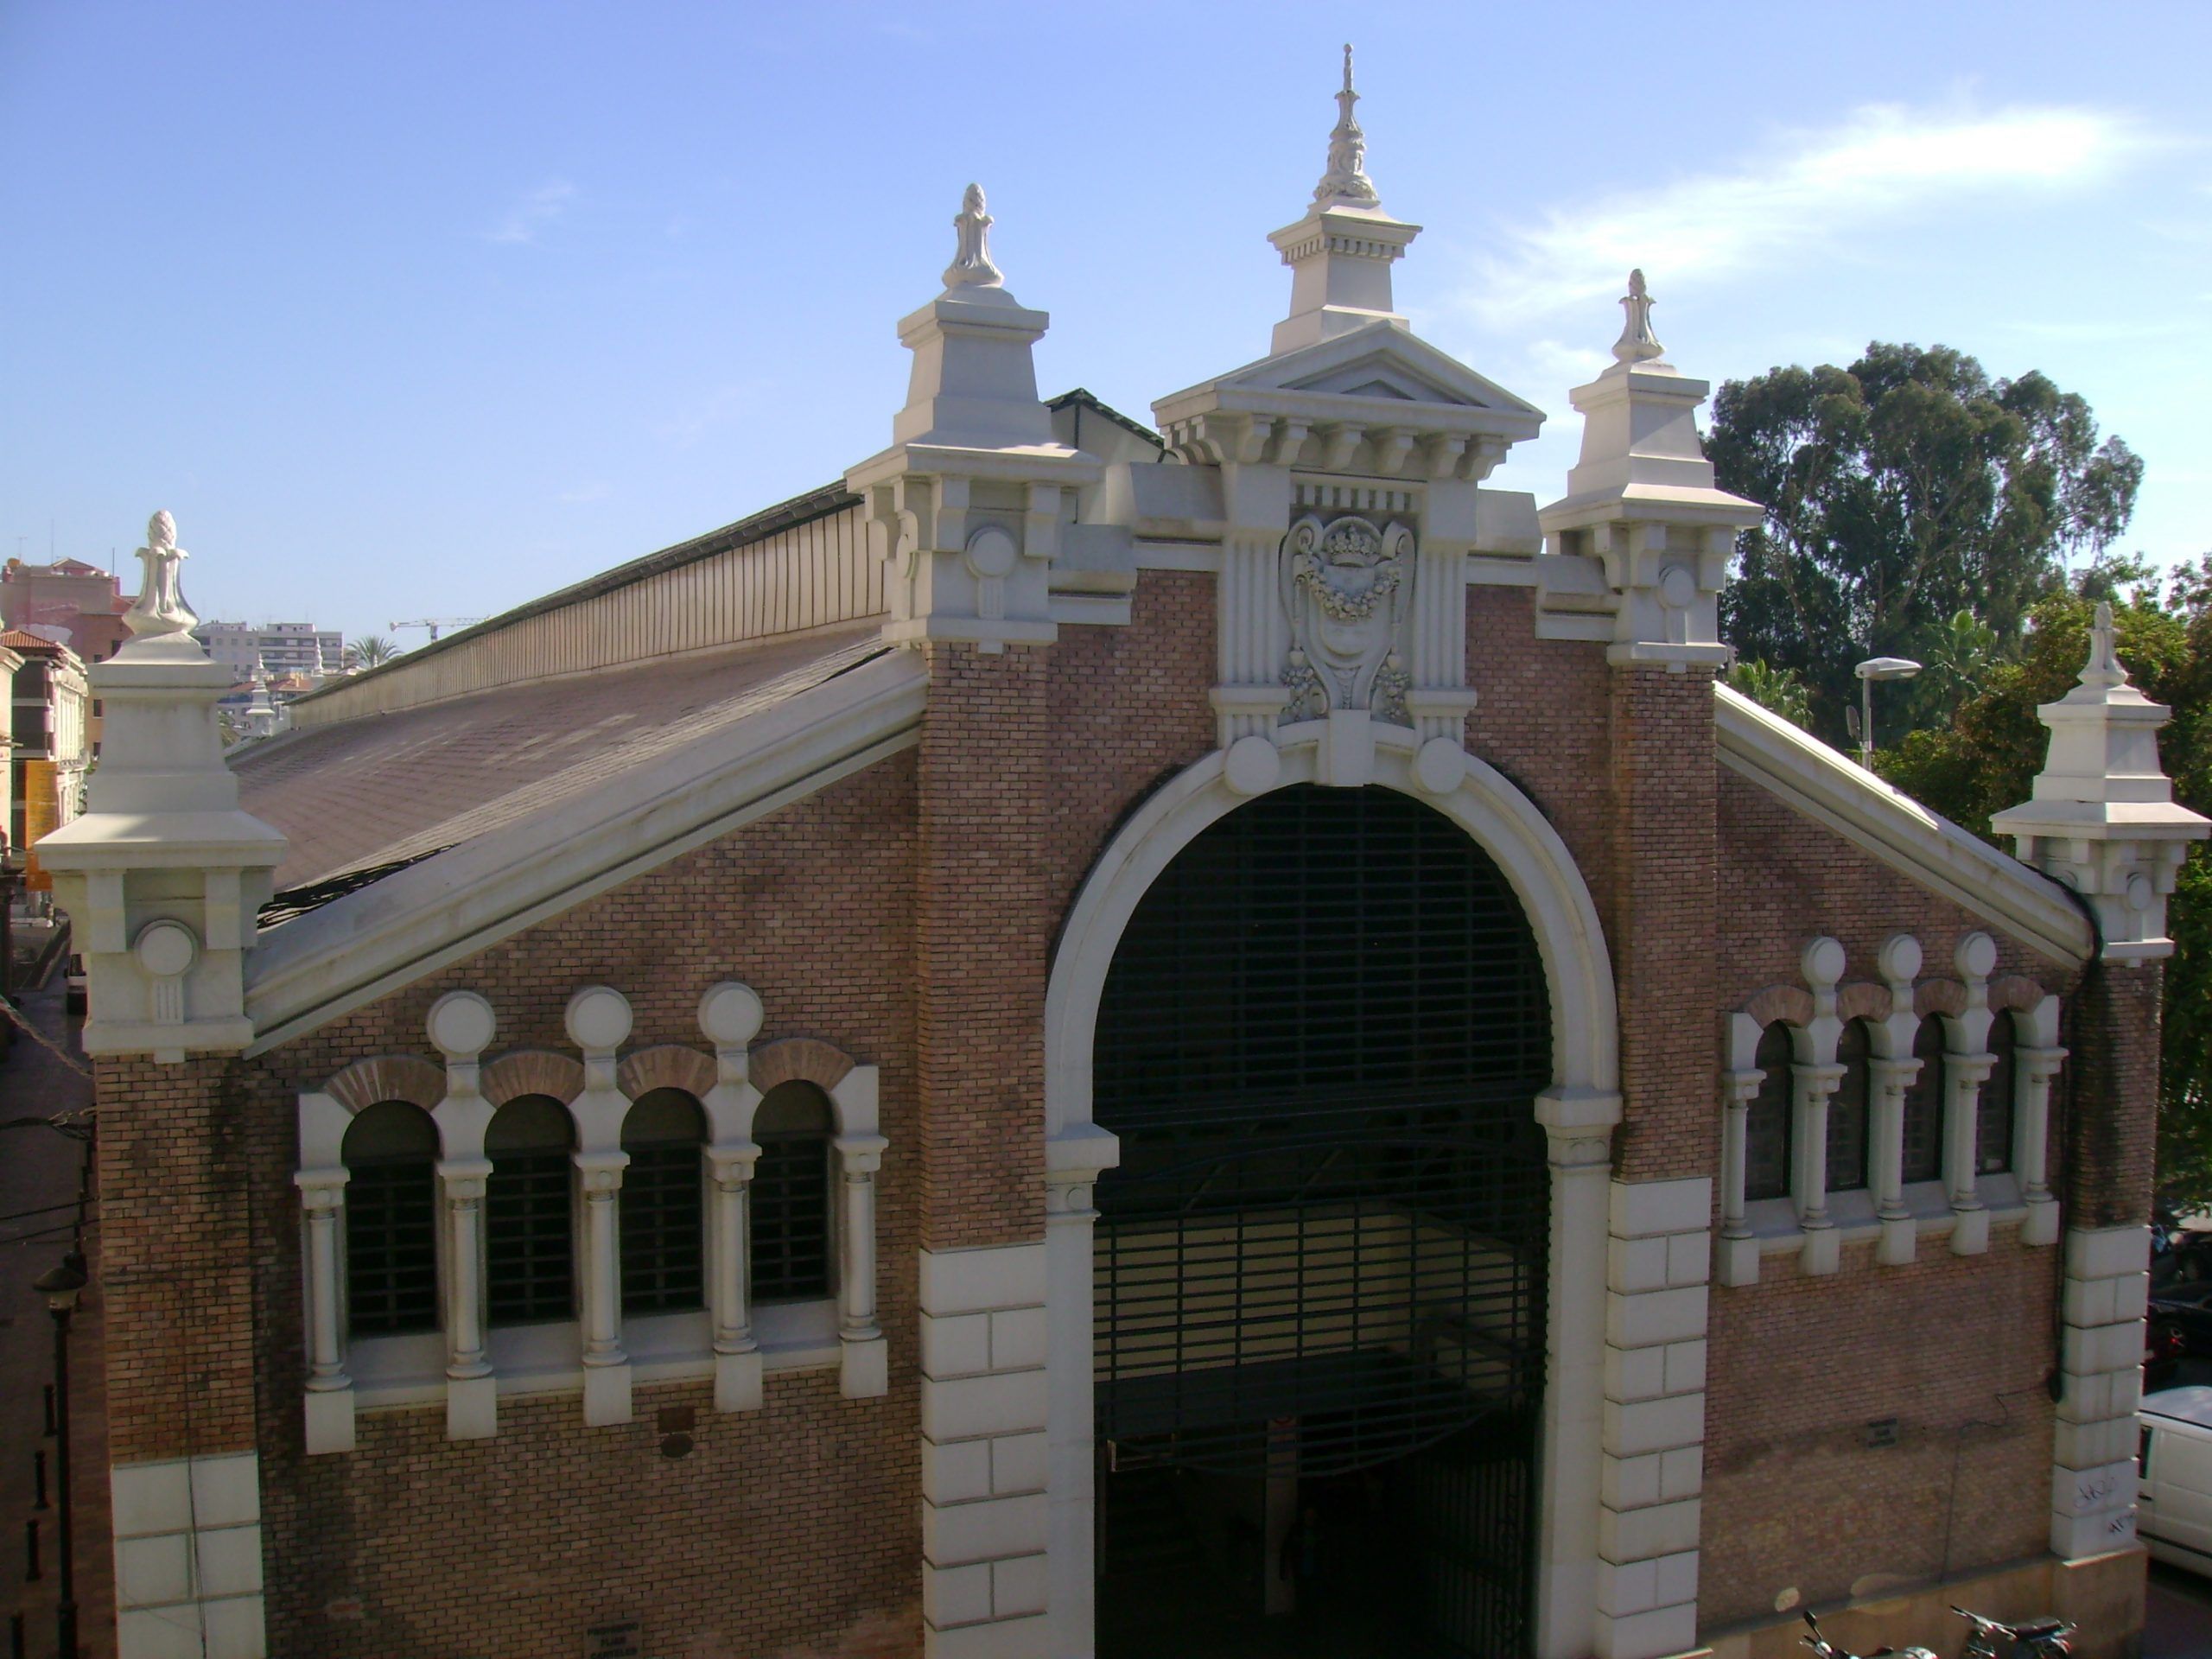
(44, 59, 2201, 1659)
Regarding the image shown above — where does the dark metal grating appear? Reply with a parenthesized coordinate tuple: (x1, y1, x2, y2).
(346, 1158, 439, 1335)
(1903, 1019, 1947, 1184)
(486, 1151, 576, 1325)
(1745, 1024, 1795, 1202)
(752, 1135, 832, 1302)
(621, 1146, 705, 1314)
(1979, 1014, 2016, 1174)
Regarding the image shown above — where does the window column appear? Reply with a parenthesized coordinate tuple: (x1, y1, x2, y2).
(1794, 937, 1847, 1275)
(438, 1158, 496, 1440)
(707, 1143, 762, 1411)
(1946, 933, 1999, 1255)
(832, 1065, 888, 1400)
(1714, 1020, 1761, 1287)
(2018, 1033, 2068, 1247)
(295, 1166, 353, 1454)
(567, 986, 636, 1428)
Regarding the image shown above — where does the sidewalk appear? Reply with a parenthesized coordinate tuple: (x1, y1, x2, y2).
(1, 985, 114, 1658)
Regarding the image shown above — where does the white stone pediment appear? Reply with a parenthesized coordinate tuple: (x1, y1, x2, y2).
(1165, 322, 1543, 422)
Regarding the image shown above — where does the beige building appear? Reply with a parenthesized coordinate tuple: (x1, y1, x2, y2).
(2, 626, 90, 885)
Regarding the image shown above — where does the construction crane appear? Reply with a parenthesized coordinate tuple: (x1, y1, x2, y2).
(389, 617, 486, 643)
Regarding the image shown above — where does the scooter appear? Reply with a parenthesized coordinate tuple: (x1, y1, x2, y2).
(1799, 1610, 1934, 1659)
(1951, 1605, 2076, 1659)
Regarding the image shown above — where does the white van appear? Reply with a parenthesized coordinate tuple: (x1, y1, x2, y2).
(2139, 1385, 2212, 1572)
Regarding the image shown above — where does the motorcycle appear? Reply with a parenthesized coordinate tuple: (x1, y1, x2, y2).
(1951, 1605, 2075, 1659)
(1799, 1610, 1934, 1659)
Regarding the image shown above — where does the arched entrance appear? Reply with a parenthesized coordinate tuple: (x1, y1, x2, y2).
(1092, 784, 1553, 1658)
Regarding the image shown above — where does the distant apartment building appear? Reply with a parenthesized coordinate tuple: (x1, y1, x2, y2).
(197, 620, 344, 679)
(1, 627, 89, 887)
(1, 556, 133, 664)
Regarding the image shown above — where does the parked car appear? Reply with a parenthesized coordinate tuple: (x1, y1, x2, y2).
(2151, 1277, 2212, 1363)
(2141, 1385, 2212, 1573)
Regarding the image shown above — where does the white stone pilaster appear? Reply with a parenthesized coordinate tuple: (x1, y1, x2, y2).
(2018, 1044, 2067, 1247)
(1714, 1068, 1759, 1288)
(1044, 1125, 1118, 1659)
(1535, 1114, 1612, 1659)
(836, 1131, 890, 1399)
(1790, 1062, 1843, 1275)
(1595, 1177, 1708, 1659)
(112, 1451, 267, 1659)
(437, 1159, 496, 1441)
(707, 1141, 763, 1412)
(2052, 1224, 2150, 1559)
(920, 1242, 1052, 1658)
(576, 1149, 632, 1427)
(295, 1166, 353, 1455)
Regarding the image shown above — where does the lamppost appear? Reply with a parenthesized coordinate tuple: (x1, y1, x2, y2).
(33, 1251, 86, 1659)
(1853, 655, 1923, 769)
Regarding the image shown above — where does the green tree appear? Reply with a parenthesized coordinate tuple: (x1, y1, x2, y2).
(1710, 343, 2142, 743)
(345, 633, 398, 671)
(1726, 657, 1812, 727)
(1883, 565, 2212, 1205)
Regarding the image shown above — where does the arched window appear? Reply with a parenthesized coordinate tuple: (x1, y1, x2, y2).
(1827, 1020, 1872, 1192)
(621, 1089, 706, 1315)
(341, 1101, 439, 1338)
(1745, 1023, 1795, 1202)
(1900, 1016, 1947, 1185)
(752, 1081, 833, 1303)
(1979, 1012, 2018, 1175)
(485, 1096, 575, 1326)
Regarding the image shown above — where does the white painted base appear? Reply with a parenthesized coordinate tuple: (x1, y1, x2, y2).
(1877, 1215, 1916, 1267)
(1713, 1233, 1758, 1287)
(112, 1452, 269, 1659)
(302, 1385, 353, 1455)
(1799, 1225, 1840, 1276)
(582, 1360, 632, 1427)
(2023, 1196, 2062, 1247)
(715, 1347, 764, 1413)
(842, 1332, 889, 1399)
(447, 1372, 496, 1440)
(1950, 1208, 1991, 1256)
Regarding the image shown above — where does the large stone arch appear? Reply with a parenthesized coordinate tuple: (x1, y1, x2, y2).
(1042, 737, 1621, 1659)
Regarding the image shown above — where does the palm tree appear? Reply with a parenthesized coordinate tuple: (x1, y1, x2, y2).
(345, 634, 398, 671)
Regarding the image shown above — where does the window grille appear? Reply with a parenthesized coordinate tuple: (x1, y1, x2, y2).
(753, 1082, 833, 1303)
(486, 1096, 575, 1326)
(1979, 1012, 2017, 1174)
(341, 1101, 439, 1338)
(1745, 1024, 1795, 1202)
(1901, 1016, 1947, 1184)
(1826, 1020, 1871, 1192)
(621, 1090, 705, 1315)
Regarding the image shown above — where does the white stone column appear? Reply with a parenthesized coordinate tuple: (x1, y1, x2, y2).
(919, 1242, 1051, 1659)
(1714, 1071, 1759, 1288)
(1790, 1062, 1843, 1275)
(1595, 1177, 1709, 1659)
(707, 1141, 762, 1413)
(2018, 1046, 2067, 1247)
(575, 1149, 632, 1427)
(437, 1158, 496, 1440)
(1868, 1056, 1918, 1268)
(1045, 1125, 1119, 1659)
(2052, 1224, 2150, 1559)
(111, 1452, 267, 1659)
(1535, 1120, 1612, 1659)
(835, 1131, 890, 1400)
(1943, 1051, 1995, 1256)
(296, 1166, 354, 1455)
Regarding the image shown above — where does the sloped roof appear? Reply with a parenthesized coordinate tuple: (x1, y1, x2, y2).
(236, 623, 890, 891)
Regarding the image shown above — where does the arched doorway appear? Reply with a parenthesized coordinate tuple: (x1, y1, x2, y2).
(1092, 783, 1553, 1658)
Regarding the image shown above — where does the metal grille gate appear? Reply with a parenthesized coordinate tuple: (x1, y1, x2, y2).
(1093, 784, 1553, 1657)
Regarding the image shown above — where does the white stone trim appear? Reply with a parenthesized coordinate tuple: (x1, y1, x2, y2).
(1715, 684, 2092, 966)
(1044, 735, 1621, 1659)
(111, 1451, 267, 1659)
(2053, 1224, 2150, 1559)
(919, 1242, 1052, 1657)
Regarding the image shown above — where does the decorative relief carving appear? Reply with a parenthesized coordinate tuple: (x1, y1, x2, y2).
(1279, 511, 1414, 723)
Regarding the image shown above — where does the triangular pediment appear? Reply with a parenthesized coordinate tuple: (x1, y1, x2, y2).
(1198, 321, 1544, 421)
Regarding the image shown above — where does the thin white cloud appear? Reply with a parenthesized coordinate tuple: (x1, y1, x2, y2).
(1466, 102, 2147, 327)
(653, 380, 767, 448)
(556, 480, 609, 504)
(486, 181, 577, 245)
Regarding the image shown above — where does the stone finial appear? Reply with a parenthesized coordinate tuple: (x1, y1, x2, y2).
(1313, 43, 1381, 208)
(124, 509, 197, 638)
(2082, 600, 2126, 689)
(1611, 269, 1667, 366)
(943, 183, 1003, 291)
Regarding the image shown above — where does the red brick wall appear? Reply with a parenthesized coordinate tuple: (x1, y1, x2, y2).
(1700, 1230, 2058, 1625)
(2064, 963, 2163, 1230)
(247, 755, 923, 1658)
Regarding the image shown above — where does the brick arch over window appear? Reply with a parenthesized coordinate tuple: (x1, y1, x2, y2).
(1742, 985, 1815, 1029)
(617, 1045, 717, 1103)
(1992, 975, 2047, 1014)
(1916, 979, 1970, 1019)
(480, 1050, 584, 1107)
(322, 1055, 444, 1116)
(748, 1036, 858, 1096)
(1837, 982, 1891, 1023)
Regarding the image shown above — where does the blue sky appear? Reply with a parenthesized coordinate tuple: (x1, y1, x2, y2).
(3, 1, 2207, 647)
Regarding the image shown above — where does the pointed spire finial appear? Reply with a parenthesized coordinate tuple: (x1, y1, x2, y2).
(1313, 43, 1380, 208)
(1611, 267, 1668, 366)
(943, 182, 1003, 291)
(2082, 599, 2130, 688)
(124, 509, 196, 639)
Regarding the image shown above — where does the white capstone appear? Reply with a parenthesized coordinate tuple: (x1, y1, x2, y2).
(426, 989, 496, 1058)
(1877, 933, 1922, 983)
(1801, 936, 1847, 988)
(1955, 931, 1999, 981)
(1223, 734, 1282, 797)
(564, 985, 632, 1052)
(1414, 735, 1468, 797)
(698, 981, 765, 1048)
(134, 919, 199, 980)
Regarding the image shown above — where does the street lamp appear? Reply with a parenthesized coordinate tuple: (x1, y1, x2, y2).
(1853, 656, 1923, 769)
(33, 1251, 86, 1659)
